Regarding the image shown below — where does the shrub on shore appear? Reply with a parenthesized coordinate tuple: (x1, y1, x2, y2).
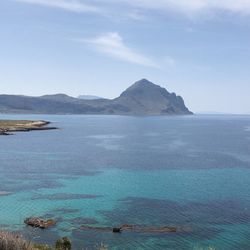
(0, 231, 71, 250)
(0, 231, 33, 250)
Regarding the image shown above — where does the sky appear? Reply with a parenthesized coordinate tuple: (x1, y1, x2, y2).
(0, 0, 250, 114)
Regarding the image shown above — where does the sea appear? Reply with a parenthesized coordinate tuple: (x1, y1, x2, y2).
(0, 114, 250, 250)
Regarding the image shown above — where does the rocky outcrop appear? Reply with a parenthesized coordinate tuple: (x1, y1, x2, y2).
(112, 227, 122, 233)
(24, 217, 56, 229)
(0, 129, 11, 135)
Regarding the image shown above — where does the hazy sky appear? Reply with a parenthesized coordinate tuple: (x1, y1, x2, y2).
(0, 0, 250, 113)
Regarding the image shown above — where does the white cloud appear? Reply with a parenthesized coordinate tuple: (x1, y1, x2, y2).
(15, 0, 100, 13)
(15, 0, 250, 17)
(115, 0, 250, 16)
(80, 32, 160, 68)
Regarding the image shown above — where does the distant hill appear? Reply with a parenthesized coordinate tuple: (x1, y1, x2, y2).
(0, 79, 192, 115)
(78, 95, 103, 100)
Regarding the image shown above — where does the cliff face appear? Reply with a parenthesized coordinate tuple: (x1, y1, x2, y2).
(0, 79, 192, 115)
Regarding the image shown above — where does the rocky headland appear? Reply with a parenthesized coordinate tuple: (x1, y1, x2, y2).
(0, 120, 57, 135)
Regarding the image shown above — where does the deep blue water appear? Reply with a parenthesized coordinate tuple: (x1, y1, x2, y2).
(0, 114, 250, 250)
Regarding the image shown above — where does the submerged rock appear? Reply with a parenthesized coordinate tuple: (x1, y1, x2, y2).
(81, 224, 178, 234)
(112, 227, 122, 233)
(24, 217, 56, 229)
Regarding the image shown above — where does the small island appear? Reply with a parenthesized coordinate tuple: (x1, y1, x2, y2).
(0, 120, 57, 135)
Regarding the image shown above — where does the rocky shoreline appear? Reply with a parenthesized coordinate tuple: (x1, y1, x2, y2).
(0, 120, 57, 135)
(24, 216, 179, 234)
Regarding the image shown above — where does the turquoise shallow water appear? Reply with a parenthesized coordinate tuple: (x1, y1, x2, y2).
(0, 114, 250, 249)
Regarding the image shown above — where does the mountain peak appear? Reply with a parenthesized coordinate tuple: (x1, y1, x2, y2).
(117, 79, 192, 115)
(129, 79, 157, 89)
(120, 79, 165, 97)
(135, 78, 154, 85)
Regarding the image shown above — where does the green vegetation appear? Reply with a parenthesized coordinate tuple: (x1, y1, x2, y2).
(55, 237, 71, 250)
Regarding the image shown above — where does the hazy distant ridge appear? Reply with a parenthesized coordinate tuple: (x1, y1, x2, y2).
(0, 79, 192, 115)
(78, 95, 102, 100)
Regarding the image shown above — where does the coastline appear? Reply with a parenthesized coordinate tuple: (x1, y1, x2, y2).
(0, 120, 58, 135)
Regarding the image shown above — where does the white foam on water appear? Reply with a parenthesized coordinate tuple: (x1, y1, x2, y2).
(0, 191, 12, 196)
